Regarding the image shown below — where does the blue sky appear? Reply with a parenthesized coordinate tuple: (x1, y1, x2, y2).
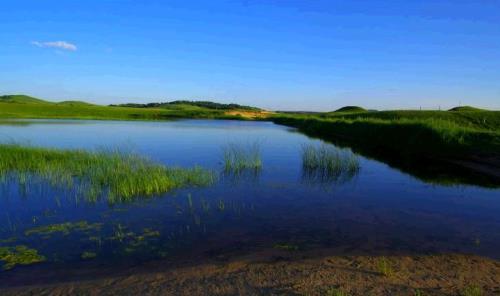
(1, 0, 499, 111)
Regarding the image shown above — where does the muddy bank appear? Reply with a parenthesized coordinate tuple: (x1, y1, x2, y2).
(1, 252, 499, 296)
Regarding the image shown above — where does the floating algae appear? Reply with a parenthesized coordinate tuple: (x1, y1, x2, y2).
(0, 245, 45, 270)
(25, 221, 102, 236)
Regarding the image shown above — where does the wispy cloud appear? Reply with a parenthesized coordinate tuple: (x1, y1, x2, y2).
(31, 41, 77, 51)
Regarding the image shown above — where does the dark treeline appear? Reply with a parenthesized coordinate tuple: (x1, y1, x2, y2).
(110, 100, 261, 111)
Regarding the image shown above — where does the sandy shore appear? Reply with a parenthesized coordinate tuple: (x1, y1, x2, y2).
(1, 251, 499, 296)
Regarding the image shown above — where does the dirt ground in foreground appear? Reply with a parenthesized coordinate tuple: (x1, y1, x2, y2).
(1, 252, 499, 296)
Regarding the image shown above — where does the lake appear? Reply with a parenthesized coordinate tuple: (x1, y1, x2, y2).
(1, 119, 499, 286)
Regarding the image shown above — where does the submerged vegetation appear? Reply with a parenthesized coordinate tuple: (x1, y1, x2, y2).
(301, 144, 360, 183)
(24, 221, 102, 236)
(0, 245, 45, 270)
(0, 144, 215, 203)
(222, 141, 262, 173)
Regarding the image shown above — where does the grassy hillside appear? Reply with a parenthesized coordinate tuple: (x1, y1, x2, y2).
(0, 95, 50, 104)
(0, 95, 250, 121)
(449, 106, 484, 112)
(333, 106, 367, 113)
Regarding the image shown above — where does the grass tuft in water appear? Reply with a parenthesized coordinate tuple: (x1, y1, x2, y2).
(0, 144, 216, 203)
(461, 285, 483, 296)
(375, 257, 394, 277)
(222, 141, 262, 173)
(301, 143, 360, 183)
(326, 288, 349, 296)
(81, 251, 97, 260)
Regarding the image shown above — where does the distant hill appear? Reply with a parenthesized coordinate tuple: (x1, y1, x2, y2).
(111, 100, 261, 111)
(0, 95, 50, 104)
(56, 101, 96, 107)
(449, 106, 485, 112)
(333, 106, 367, 113)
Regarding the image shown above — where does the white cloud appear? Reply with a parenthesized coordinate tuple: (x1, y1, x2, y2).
(31, 41, 77, 51)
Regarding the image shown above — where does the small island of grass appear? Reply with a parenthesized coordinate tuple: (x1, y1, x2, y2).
(0, 144, 215, 203)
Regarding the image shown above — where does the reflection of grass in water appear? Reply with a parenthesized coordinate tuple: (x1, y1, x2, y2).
(81, 251, 97, 260)
(301, 143, 360, 184)
(0, 245, 46, 270)
(0, 144, 215, 203)
(222, 142, 262, 173)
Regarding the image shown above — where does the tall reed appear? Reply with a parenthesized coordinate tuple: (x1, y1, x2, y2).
(301, 143, 360, 183)
(0, 144, 215, 203)
(222, 141, 262, 173)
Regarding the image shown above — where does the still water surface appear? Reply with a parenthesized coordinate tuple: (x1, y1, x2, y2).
(0, 119, 499, 283)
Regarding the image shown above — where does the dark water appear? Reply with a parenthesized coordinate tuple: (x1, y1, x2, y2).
(0, 119, 499, 285)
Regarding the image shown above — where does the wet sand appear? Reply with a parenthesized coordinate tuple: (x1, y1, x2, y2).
(2, 250, 499, 296)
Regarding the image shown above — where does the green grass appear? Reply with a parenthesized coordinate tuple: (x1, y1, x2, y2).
(301, 143, 360, 183)
(0, 144, 215, 203)
(0, 94, 50, 104)
(375, 257, 394, 277)
(0, 95, 248, 121)
(326, 288, 349, 296)
(272, 111, 500, 159)
(222, 142, 262, 173)
(461, 285, 483, 296)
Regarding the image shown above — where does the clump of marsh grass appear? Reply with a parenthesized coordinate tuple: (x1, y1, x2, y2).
(461, 285, 483, 296)
(222, 141, 262, 173)
(375, 256, 394, 277)
(301, 143, 360, 184)
(326, 288, 349, 296)
(0, 144, 216, 203)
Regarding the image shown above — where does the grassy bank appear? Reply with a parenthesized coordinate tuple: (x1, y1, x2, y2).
(272, 111, 500, 159)
(0, 144, 215, 203)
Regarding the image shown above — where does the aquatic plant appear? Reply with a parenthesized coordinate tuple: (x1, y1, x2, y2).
(81, 251, 97, 260)
(217, 199, 225, 211)
(222, 141, 262, 173)
(375, 257, 394, 277)
(461, 285, 483, 296)
(25, 221, 102, 236)
(0, 245, 46, 270)
(301, 143, 360, 183)
(0, 144, 216, 203)
(273, 243, 299, 251)
(326, 288, 349, 296)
